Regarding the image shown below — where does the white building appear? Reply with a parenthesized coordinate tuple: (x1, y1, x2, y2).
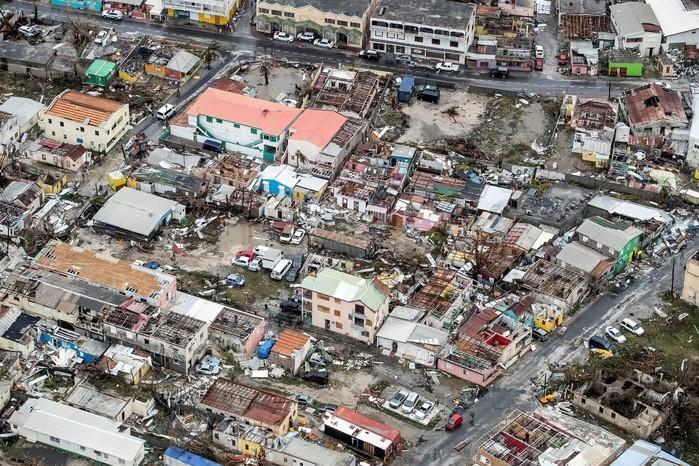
(0, 111, 19, 149)
(170, 88, 300, 162)
(287, 109, 363, 173)
(369, 0, 476, 63)
(376, 307, 448, 366)
(610, 2, 662, 57)
(646, 0, 699, 51)
(0, 96, 45, 136)
(39, 91, 130, 153)
(688, 99, 699, 167)
(9, 398, 145, 466)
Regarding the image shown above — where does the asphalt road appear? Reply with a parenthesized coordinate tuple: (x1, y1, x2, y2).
(12, 1, 675, 96)
(403, 238, 698, 466)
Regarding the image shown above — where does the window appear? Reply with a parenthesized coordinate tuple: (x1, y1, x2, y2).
(95, 130, 99, 136)
(245, 444, 250, 451)
(317, 305, 330, 313)
(412, 48, 424, 55)
(419, 27, 433, 34)
(60, 121, 64, 127)
(317, 293, 330, 301)
(80, 126, 85, 132)
(284, 12, 294, 17)
(395, 46, 405, 53)
(234, 123, 240, 128)
(325, 18, 335, 24)
(431, 38, 440, 45)
(334, 298, 341, 304)
(49, 436, 60, 443)
(335, 322, 343, 329)
(354, 317, 364, 326)
(414, 36, 423, 42)
(216, 118, 222, 123)
(373, 42, 385, 50)
(350, 22, 360, 28)
(404, 25, 418, 34)
(355, 304, 365, 314)
(206, 116, 213, 123)
(334, 310, 341, 317)
(77, 138, 83, 144)
(48, 118, 52, 124)
(389, 22, 403, 30)
(337, 20, 347, 26)
(95, 451, 102, 457)
(361, 330, 369, 337)
(258, 7, 269, 13)
(445, 52, 460, 60)
(372, 20, 388, 28)
(450, 41, 458, 47)
(251, 128, 258, 134)
(42, 153, 46, 160)
(271, 9, 282, 15)
(80, 446, 86, 451)
(214, 433, 220, 439)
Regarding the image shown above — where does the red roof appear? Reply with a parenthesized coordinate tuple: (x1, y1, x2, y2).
(290, 109, 347, 149)
(334, 407, 401, 445)
(186, 88, 301, 135)
(623, 84, 687, 127)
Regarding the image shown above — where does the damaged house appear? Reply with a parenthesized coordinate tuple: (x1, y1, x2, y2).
(621, 83, 689, 135)
(437, 308, 531, 387)
(521, 260, 589, 312)
(376, 307, 448, 366)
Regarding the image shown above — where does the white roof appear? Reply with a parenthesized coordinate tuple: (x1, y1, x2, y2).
(376, 316, 448, 346)
(556, 242, 608, 274)
(588, 195, 672, 224)
(0, 96, 44, 127)
(10, 398, 144, 462)
(295, 175, 327, 193)
(323, 415, 391, 450)
(93, 187, 178, 236)
(477, 184, 513, 214)
(260, 164, 298, 190)
(610, 2, 659, 37)
(646, 0, 699, 37)
(170, 292, 224, 323)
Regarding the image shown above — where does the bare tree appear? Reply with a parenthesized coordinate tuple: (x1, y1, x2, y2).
(65, 18, 97, 59)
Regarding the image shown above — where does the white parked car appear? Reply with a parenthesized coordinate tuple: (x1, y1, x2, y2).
(290, 228, 306, 244)
(620, 318, 645, 336)
(248, 257, 262, 272)
(535, 45, 544, 58)
(94, 30, 109, 45)
(102, 9, 124, 20)
(414, 400, 434, 420)
(435, 62, 459, 72)
(313, 38, 335, 49)
(273, 31, 294, 42)
(605, 326, 626, 344)
(253, 245, 269, 256)
(232, 255, 251, 267)
(297, 31, 316, 42)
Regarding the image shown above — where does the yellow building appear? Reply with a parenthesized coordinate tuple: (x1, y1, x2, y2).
(164, 0, 239, 25)
(39, 90, 130, 153)
(256, 0, 376, 48)
(37, 172, 68, 194)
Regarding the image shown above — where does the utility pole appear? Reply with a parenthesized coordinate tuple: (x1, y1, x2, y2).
(671, 256, 676, 297)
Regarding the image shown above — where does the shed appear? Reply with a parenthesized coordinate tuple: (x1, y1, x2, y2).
(608, 51, 643, 77)
(85, 59, 117, 87)
(309, 227, 374, 258)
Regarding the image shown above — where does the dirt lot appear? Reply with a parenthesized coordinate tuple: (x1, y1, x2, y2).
(398, 90, 491, 144)
(237, 62, 312, 102)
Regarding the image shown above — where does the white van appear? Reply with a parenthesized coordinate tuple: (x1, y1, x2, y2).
(401, 392, 420, 414)
(157, 104, 176, 120)
(271, 259, 292, 280)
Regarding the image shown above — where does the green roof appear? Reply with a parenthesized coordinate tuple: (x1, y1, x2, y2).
(300, 268, 387, 311)
(85, 59, 117, 78)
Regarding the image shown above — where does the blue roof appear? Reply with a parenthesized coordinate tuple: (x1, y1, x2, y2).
(399, 76, 415, 92)
(164, 446, 221, 466)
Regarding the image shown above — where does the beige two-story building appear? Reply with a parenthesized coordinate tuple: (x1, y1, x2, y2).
(40, 91, 129, 153)
(300, 268, 389, 344)
(256, 0, 377, 49)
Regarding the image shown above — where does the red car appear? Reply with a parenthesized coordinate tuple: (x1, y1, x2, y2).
(446, 413, 463, 431)
(235, 249, 255, 260)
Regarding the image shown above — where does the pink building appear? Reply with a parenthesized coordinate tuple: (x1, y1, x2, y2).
(300, 268, 390, 344)
(437, 308, 532, 386)
(26, 138, 91, 172)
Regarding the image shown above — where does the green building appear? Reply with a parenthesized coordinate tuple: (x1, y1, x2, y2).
(85, 59, 117, 87)
(608, 51, 643, 77)
(576, 216, 642, 274)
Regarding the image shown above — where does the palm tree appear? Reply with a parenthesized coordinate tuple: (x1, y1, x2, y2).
(294, 150, 309, 168)
(203, 40, 221, 70)
(260, 59, 270, 86)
